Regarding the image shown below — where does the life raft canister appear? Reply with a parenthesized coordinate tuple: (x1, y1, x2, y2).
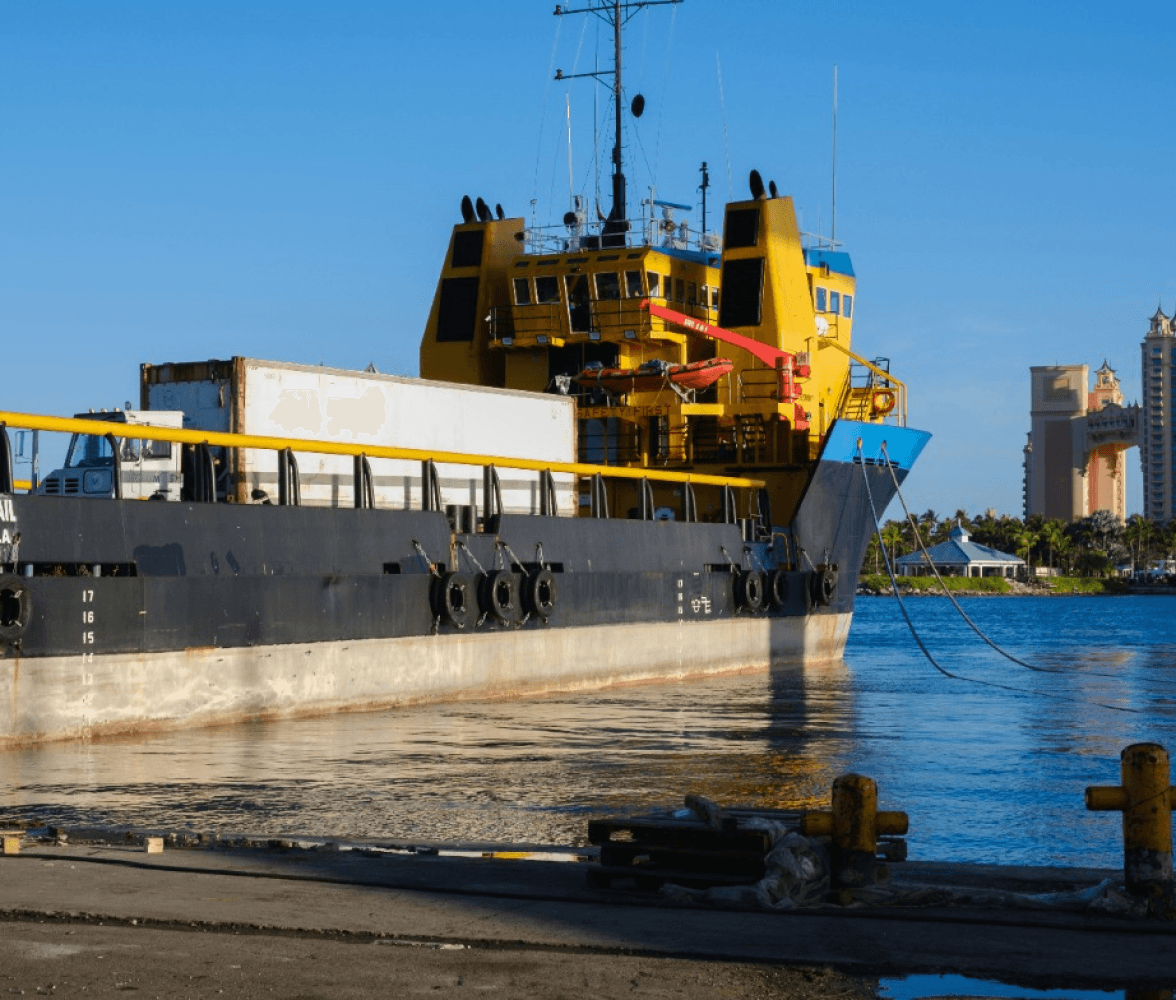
(768, 569, 789, 609)
(525, 568, 558, 622)
(871, 388, 897, 415)
(736, 570, 765, 613)
(431, 572, 473, 630)
(480, 570, 521, 624)
(0, 573, 32, 641)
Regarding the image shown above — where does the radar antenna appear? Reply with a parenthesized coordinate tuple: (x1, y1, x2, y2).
(553, 1, 684, 247)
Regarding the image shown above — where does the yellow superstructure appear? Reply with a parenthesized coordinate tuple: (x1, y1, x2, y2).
(420, 184, 904, 525)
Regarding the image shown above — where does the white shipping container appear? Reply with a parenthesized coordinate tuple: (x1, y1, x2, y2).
(142, 358, 577, 515)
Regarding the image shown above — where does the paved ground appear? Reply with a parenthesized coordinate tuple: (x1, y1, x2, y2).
(0, 921, 878, 999)
(0, 838, 1169, 996)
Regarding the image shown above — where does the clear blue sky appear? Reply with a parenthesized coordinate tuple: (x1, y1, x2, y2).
(4, 1, 1175, 518)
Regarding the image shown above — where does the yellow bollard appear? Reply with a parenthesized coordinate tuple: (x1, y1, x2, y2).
(801, 774, 909, 890)
(1086, 742, 1176, 912)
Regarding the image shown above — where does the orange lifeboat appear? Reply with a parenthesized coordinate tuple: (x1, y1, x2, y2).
(574, 357, 733, 395)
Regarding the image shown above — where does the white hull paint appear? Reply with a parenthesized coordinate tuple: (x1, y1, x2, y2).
(0, 614, 851, 747)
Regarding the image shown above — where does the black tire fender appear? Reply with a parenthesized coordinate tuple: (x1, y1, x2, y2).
(480, 570, 521, 624)
(525, 568, 558, 622)
(810, 567, 838, 607)
(431, 572, 473, 630)
(768, 569, 788, 609)
(735, 569, 765, 613)
(0, 573, 31, 641)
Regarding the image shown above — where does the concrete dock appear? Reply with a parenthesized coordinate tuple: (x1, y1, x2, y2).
(0, 834, 1173, 996)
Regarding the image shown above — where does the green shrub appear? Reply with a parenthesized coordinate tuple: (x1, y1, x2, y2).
(859, 574, 1011, 594)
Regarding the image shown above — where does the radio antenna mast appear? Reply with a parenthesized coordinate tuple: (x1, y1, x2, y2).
(554, 1, 683, 246)
(831, 64, 838, 245)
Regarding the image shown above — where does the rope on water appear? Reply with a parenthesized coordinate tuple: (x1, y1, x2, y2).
(880, 443, 1126, 682)
(857, 442, 1140, 714)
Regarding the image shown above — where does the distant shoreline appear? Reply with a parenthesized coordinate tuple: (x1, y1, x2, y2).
(855, 574, 1149, 598)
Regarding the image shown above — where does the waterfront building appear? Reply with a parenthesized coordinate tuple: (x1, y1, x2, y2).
(894, 523, 1025, 578)
(1023, 363, 1138, 522)
(1141, 307, 1176, 522)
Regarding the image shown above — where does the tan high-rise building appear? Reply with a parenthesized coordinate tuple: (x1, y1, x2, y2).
(1142, 307, 1175, 521)
(1023, 363, 1138, 522)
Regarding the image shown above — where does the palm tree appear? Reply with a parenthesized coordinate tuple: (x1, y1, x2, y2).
(881, 523, 903, 572)
(1124, 514, 1153, 575)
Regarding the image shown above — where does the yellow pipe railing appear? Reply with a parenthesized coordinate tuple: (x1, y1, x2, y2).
(0, 411, 765, 491)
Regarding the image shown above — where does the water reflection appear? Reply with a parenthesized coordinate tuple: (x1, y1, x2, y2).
(3, 596, 1176, 865)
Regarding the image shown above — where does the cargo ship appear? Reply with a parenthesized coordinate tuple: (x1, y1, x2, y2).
(0, 1, 928, 746)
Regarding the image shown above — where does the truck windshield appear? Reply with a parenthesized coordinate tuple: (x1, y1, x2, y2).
(65, 434, 114, 469)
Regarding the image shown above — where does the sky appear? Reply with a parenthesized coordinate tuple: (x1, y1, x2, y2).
(3, 0, 1176, 519)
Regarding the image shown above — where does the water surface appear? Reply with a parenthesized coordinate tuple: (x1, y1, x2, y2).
(3, 595, 1175, 867)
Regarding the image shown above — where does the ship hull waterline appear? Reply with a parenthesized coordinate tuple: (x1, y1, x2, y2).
(0, 614, 850, 747)
(0, 420, 928, 747)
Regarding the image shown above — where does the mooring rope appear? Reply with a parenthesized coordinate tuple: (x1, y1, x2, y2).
(878, 443, 1127, 681)
(857, 442, 1140, 714)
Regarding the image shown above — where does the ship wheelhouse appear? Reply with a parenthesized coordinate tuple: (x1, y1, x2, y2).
(419, 188, 904, 528)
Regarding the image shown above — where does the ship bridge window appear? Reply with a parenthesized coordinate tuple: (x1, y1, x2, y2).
(830, 291, 841, 314)
(450, 230, 483, 269)
(625, 271, 643, 297)
(595, 272, 621, 300)
(647, 272, 662, 298)
(843, 294, 853, 318)
(687, 281, 698, 306)
(724, 208, 759, 249)
(815, 287, 827, 312)
(535, 276, 561, 304)
(66, 433, 114, 469)
(718, 257, 765, 328)
(513, 278, 532, 305)
(436, 276, 481, 342)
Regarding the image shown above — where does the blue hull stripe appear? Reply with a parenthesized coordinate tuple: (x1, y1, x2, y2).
(821, 420, 931, 471)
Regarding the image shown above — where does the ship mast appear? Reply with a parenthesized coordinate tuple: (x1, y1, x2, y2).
(554, 1, 683, 247)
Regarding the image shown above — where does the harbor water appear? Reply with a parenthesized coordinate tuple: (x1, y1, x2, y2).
(3, 594, 1176, 868)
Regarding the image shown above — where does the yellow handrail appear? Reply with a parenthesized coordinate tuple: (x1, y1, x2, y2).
(816, 337, 907, 391)
(0, 410, 765, 491)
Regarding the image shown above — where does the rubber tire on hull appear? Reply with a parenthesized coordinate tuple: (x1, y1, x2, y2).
(481, 570, 522, 625)
(768, 569, 788, 609)
(525, 568, 558, 622)
(735, 570, 765, 613)
(0, 574, 31, 641)
(811, 567, 838, 607)
(431, 572, 474, 630)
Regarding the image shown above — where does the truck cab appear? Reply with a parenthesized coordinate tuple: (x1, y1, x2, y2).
(37, 410, 185, 500)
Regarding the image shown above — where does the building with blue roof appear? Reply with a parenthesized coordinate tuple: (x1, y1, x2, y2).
(894, 523, 1025, 579)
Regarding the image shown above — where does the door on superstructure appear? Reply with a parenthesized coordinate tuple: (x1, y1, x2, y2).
(565, 274, 592, 333)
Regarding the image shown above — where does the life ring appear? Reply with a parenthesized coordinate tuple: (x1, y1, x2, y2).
(0, 573, 31, 641)
(480, 570, 521, 624)
(431, 572, 473, 630)
(735, 570, 765, 613)
(871, 389, 897, 415)
(768, 569, 789, 609)
(525, 568, 558, 622)
(810, 567, 838, 607)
